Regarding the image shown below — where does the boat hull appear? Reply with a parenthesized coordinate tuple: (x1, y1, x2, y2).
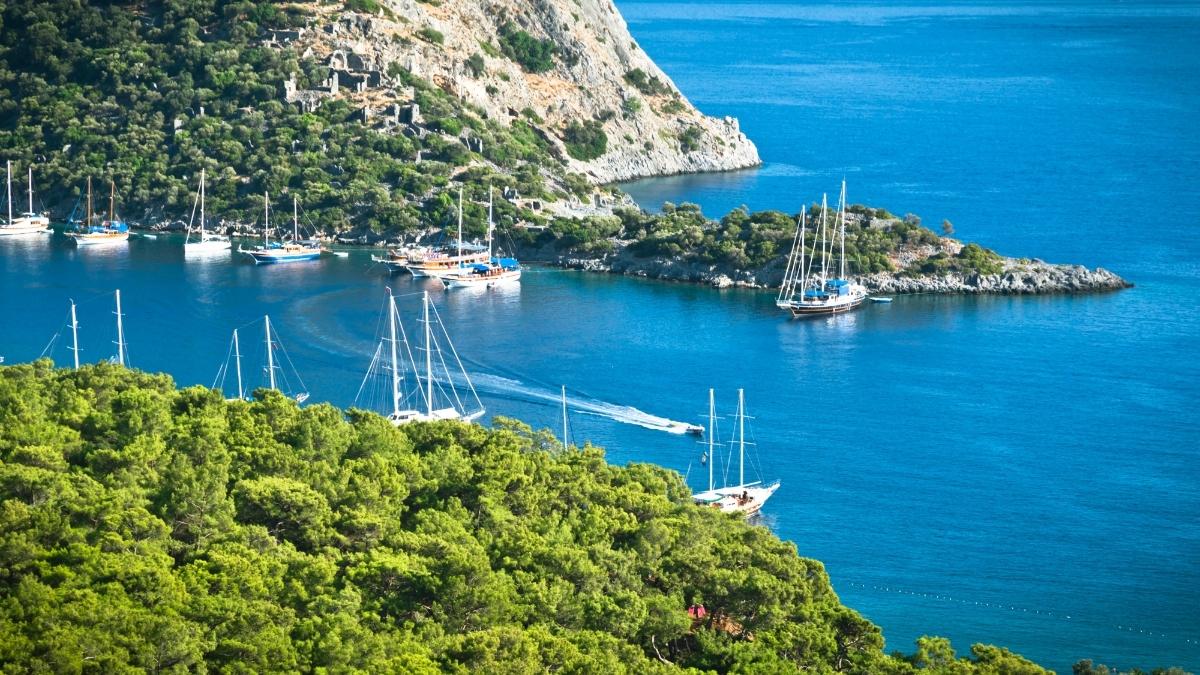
(69, 232, 129, 246)
(184, 240, 232, 256)
(442, 269, 522, 288)
(0, 217, 51, 236)
(244, 249, 321, 264)
(693, 480, 781, 516)
(783, 294, 866, 317)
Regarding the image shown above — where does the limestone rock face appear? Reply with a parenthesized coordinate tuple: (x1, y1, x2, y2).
(292, 0, 760, 183)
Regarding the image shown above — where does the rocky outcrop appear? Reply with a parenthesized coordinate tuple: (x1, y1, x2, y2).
(280, 0, 759, 183)
(537, 248, 1132, 295)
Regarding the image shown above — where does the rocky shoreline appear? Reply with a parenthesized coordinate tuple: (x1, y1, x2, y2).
(538, 248, 1132, 295)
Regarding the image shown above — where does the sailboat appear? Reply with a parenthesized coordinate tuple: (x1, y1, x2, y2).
(441, 187, 522, 289)
(352, 288, 484, 420)
(242, 193, 322, 264)
(59, 290, 129, 369)
(403, 188, 492, 278)
(355, 290, 485, 424)
(213, 315, 309, 402)
(183, 168, 231, 256)
(0, 161, 51, 236)
(691, 389, 780, 516)
(67, 178, 129, 246)
(776, 181, 868, 316)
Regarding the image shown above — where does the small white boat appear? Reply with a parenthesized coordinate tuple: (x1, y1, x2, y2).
(242, 193, 322, 264)
(0, 162, 51, 237)
(870, 296, 893, 303)
(66, 178, 129, 246)
(183, 168, 231, 257)
(691, 389, 780, 516)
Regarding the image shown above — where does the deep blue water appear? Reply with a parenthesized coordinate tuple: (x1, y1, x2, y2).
(1, 1, 1199, 671)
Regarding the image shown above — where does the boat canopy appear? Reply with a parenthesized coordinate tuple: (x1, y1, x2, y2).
(493, 257, 519, 269)
(468, 263, 491, 272)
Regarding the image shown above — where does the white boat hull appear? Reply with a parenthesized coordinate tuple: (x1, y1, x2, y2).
(693, 480, 781, 516)
(0, 217, 51, 236)
(185, 238, 232, 255)
(442, 269, 522, 288)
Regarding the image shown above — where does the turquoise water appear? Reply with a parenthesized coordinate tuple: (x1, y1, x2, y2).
(0, 1, 1198, 670)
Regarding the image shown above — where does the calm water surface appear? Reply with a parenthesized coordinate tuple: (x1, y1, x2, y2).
(2, 0, 1199, 670)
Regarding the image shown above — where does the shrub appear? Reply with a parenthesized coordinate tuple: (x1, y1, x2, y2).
(679, 125, 703, 153)
(562, 120, 607, 161)
(623, 68, 670, 96)
(417, 27, 444, 45)
(465, 53, 485, 78)
(345, 0, 380, 12)
(499, 23, 556, 73)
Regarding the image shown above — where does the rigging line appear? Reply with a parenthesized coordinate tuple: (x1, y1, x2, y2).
(428, 300, 483, 413)
(354, 342, 383, 407)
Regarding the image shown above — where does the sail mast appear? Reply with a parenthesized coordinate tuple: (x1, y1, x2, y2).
(265, 315, 276, 391)
(6, 160, 12, 225)
(708, 388, 715, 492)
(819, 194, 829, 287)
(199, 168, 206, 238)
(108, 181, 115, 224)
(263, 192, 269, 247)
(27, 166, 33, 214)
(86, 177, 92, 228)
(233, 329, 243, 400)
(561, 385, 569, 449)
(114, 289, 126, 367)
(424, 291, 433, 417)
(293, 196, 298, 242)
(70, 300, 80, 370)
(738, 388, 745, 487)
(388, 289, 401, 418)
(487, 186, 494, 259)
(457, 187, 463, 259)
(839, 180, 847, 279)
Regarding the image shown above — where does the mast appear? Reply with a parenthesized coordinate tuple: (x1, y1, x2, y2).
(839, 180, 847, 279)
(819, 194, 829, 287)
(233, 329, 243, 400)
(263, 192, 269, 247)
(27, 166, 33, 214)
(423, 291, 433, 417)
(86, 177, 92, 228)
(799, 211, 808, 295)
(114, 289, 125, 367)
(708, 388, 715, 492)
(199, 168, 206, 238)
(108, 181, 115, 225)
(561, 385, 569, 449)
(293, 196, 298, 242)
(738, 388, 745, 487)
(70, 300, 80, 370)
(265, 315, 276, 391)
(6, 160, 12, 225)
(456, 187, 463, 259)
(388, 289, 401, 418)
(487, 186, 494, 259)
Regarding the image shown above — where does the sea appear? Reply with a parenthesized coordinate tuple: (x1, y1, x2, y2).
(1, 0, 1198, 670)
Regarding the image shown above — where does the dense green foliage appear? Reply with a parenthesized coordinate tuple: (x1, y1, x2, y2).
(530, 202, 1005, 278)
(563, 120, 608, 161)
(0, 0, 568, 234)
(1073, 660, 1191, 675)
(0, 361, 1054, 672)
(499, 22, 557, 74)
(625, 68, 672, 96)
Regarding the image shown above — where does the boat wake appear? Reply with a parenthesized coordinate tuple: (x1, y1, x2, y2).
(470, 372, 697, 435)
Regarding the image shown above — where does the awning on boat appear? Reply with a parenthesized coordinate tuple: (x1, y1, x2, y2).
(493, 257, 519, 269)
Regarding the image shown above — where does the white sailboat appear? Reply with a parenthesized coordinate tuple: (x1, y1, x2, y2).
(0, 161, 51, 236)
(777, 181, 868, 316)
(242, 193, 322, 264)
(404, 188, 491, 278)
(183, 168, 231, 256)
(441, 187, 522, 289)
(354, 290, 485, 424)
(213, 316, 309, 402)
(67, 178, 129, 246)
(691, 388, 780, 516)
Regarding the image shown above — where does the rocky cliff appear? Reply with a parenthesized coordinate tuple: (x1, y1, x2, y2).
(281, 0, 760, 183)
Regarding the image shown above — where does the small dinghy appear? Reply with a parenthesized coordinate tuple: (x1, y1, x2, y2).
(870, 296, 893, 303)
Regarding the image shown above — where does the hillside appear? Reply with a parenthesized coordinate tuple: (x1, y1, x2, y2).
(0, 0, 754, 236)
(0, 360, 1057, 672)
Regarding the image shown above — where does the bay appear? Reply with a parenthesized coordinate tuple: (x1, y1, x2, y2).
(2, 0, 1199, 670)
